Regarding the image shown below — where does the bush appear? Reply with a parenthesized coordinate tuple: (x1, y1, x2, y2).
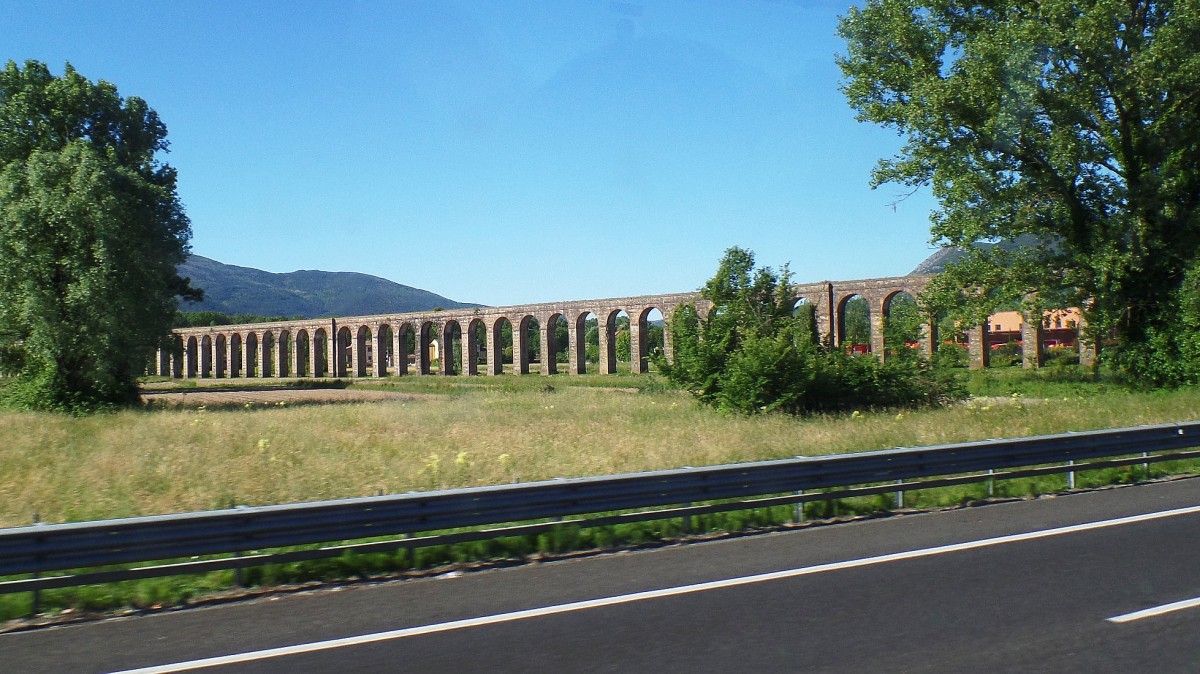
(657, 248, 966, 415)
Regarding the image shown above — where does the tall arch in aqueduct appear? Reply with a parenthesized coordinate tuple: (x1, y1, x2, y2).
(154, 274, 1093, 380)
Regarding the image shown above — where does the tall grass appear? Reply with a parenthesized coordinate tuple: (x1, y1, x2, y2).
(2, 370, 1199, 528)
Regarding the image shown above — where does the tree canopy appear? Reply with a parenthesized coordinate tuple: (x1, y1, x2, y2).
(0, 60, 197, 411)
(660, 248, 964, 415)
(838, 0, 1200, 383)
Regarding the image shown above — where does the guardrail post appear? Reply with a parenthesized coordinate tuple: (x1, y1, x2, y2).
(1067, 460, 1076, 489)
(894, 480, 904, 509)
(794, 490, 804, 523)
(987, 469, 994, 496)
(1141, 451, 1149, 479)
(31, 513, 41, 616)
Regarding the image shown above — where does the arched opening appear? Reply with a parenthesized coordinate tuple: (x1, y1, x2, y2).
(883, 292, 921, 357)
(597, 309, 624, 374)
(200, 335, 213, 378)
(261, 331, 275, 378)
(490, 317, 512, 375)
(393, 323, 414, 376)
(245, 333, 259, 377)
(440, 321, 462, 376)
(542, 314, 567, 375)
(215, 334, 227, 378)
(837, 295, 871, 355)
(376, 324, 393, 377)
(313, 328, 328, 377)
(355, 325, 371, 377)
(229, 333, 243, 377)
(185, 336, 198, 378)
(516, 315, 539, 374)
(277, 330, 291, 377)
(793, 298, 818, 345)
(295, 330, 310, 377)
(418, 321, 436, 375)
(464, 319, 485, 376)
(335, 326, 353, 377)
(636, 307, 665, 373)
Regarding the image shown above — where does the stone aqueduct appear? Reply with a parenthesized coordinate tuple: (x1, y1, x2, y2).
(157, 274, 1087, 380)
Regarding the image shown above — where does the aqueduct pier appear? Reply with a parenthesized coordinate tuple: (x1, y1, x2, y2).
(157, 274, 1090, 380)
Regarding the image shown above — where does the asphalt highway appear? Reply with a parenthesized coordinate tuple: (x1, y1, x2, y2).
(5, 477, 1200, 673)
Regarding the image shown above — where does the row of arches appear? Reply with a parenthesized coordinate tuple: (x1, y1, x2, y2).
(157, 306, 672, 379)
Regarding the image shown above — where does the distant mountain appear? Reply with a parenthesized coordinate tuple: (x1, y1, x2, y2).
(178, 255, 481, 318)
(910, 234, 1048, 275)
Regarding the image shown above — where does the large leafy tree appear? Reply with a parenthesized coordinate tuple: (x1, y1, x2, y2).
(838, 1, 1200, 383)
(0, 61, 197, 411)
(661, 248, 964, 414)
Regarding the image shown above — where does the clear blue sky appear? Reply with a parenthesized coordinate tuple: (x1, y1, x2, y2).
(3, 0, 941, 307)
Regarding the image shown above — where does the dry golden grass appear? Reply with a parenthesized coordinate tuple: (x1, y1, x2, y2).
(2, 376, 1199, 528)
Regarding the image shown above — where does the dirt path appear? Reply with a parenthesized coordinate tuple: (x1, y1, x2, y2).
(141, 387, 428, 408)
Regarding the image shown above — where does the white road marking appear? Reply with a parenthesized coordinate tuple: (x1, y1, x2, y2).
(1107, 596, 1200, 623)
(111, 504, 1200, 674)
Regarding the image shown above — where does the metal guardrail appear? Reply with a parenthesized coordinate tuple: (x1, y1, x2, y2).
(3, 421, 1200, 595)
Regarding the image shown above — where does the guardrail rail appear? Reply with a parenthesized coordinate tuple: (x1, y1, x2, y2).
(3, 421, 1200, 598)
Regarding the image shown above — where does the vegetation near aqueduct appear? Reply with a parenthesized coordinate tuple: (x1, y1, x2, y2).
(3, 370, 1200, 529)
(0, 60, 197, 412)
(661, 247, 965, 415)
(839, 0, 1200, 385)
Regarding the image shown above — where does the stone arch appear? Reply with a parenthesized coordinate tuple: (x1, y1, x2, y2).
(440, 320, 463, 376)
(294, 329, 310, 377)
(229, 333, 243, 377)
(200, 335, 213, 378)
(836, 294, 871, 354)
(276, 329, 291, 377)
(542, 313, 566, 375)
(515, 314, 539, 375)
(793, 297, 819, 345)
(597, 309, 626, 375)
(261, 331, 275, 378)
(464, 318, 485, 376)
(488, 316, 511, 375)
(334, 326, 352, 377)
(375, 324, 393, 377)
(214, 334, 227, 378)
(881, 290, 921, 357)
(393, 322, 414, 376)
(313, 328, 329, 377)
(184, 336, 198, 378)
(354, 325, 371, 377)
(244, 332, 259, 377)
(417, 320, 436, 375)
(634, 306, 666, 373)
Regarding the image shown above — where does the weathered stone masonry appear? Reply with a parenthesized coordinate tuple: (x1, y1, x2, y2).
(156, 274, 1087, 379)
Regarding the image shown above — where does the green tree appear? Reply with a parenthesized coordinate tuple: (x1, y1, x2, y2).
(838, 1, 1200, 384)
(660, 248, 964, 414)
(0, 61, 196, 411)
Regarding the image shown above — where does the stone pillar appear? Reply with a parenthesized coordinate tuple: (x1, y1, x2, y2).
(291, 333, 303, 377)
(351, 328, 363, 377)
(569, 316, 584, 375)
(967, 324, 990, 369)
(514, 319, 530, 375)
(870, 305, 886, 361)
(275, 333, 286, 378)
(328, 321, 341, 377)
(1079, 332, 1098, 369)
(660, 306, 675, 365)
(598, 315, 615, 375)
(1021, 309, 1044, 369)
(540, 315, 557, 375)
(630, 312, 646, 374)
(375, 327, 389, 377)
(919, 319, 938, 360)
(462, 323, 478, 376)
(487, 320, 503, 376)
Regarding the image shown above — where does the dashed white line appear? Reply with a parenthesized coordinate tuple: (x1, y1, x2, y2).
(1108, 596, 1200, 623)
(111, 503, 1200, 674)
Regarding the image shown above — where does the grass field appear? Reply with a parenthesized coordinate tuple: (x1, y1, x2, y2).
(3, 367, 1199, 529)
